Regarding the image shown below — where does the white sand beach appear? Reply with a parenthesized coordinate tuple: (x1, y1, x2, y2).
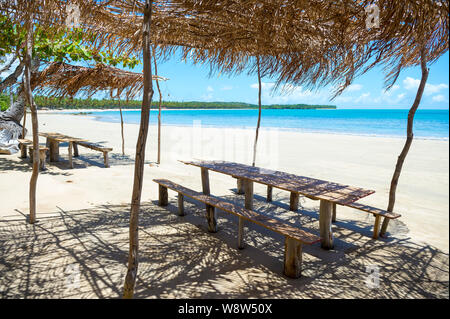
(0, 112, 448, 298)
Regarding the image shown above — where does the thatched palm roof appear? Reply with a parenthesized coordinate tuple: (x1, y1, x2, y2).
(2, 0, 448, 95)
(31, 61, 167, 99)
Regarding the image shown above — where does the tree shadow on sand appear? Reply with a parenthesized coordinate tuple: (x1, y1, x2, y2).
(0, 195, 448, 299)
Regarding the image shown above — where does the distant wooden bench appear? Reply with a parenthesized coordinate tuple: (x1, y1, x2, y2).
(18, 139, 48, 170)
(335, 202, 401, 239)
(18, 139, 33, 159)
(154, 179, 320, 278)
(72, 141, 113, 168)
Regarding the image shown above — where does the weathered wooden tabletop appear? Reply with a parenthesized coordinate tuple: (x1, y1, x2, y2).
(181, 160, 375, 205)
(39, 132, 87, 143)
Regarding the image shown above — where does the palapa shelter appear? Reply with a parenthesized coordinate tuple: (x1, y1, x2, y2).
(1, 0, 448, 298)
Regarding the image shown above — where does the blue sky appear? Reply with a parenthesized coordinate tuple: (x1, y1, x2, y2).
(147, 51, 449, 109)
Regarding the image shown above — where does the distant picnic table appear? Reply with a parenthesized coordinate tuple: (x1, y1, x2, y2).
(181, 160, 377, 249)
(39, 132, 112, 168)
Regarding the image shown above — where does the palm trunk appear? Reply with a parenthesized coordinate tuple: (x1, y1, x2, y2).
(24, 21, 38, 224)
(380, 49, 429, 237)
(123, 0, 154, 299)
(252, 56, 262, 167)
(119, 97, 125, 155)
(153, 51, 162, 164)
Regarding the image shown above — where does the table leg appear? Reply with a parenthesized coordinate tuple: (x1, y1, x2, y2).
(201, 168, 216, 231)
(267, 185, 273, 202)
(39, 150, 46, 171)
(238, 179, 254, 250)
(201, 167, 210, 195)
(238, 217, 245, 249)
(20, 144, 27, 158)
(332, 203, 337, 223)
(284, 237, 303, 278)
(244, 179, 254, 210)
(73, 143, 79, 157)
(48, 138, 59, 162)
(68, 142, 73, 169)
(290, 192, 299, 211)
(236, 178, 245, 194)
(319, 199, 334, 250)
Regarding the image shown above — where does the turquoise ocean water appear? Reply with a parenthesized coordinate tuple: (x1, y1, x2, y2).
(89, 109, 449, 139)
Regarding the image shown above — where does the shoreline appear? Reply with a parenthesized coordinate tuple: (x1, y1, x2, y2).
(37, 109, 450, 142)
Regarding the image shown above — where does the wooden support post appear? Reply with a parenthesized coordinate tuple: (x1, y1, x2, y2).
(319, 199, 334, 250)
(267, 185, 273, 202)
(103, 152, 110, 168)
(290, 192, 299, 212)
(73, 143, 79, 157)
(178, 193, 185, 216)
(373, 215, 381, 239)
(332, 203, 337, 223)
(158, 185, 168, 206)
(238, 216, 245, 249)
(284, 237, 303, 278)
(206, 205, 217, 233)
(236, 178, 244, 194)
(244, 179, 254, 210)
(201, 167, 210, 195)
(68, 141, 73, 169)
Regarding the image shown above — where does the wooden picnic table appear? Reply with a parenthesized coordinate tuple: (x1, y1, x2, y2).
(181, 160, 375, 250)
(39, 132, 87, 169)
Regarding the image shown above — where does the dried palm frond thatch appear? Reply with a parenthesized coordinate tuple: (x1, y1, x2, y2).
(31, 61, 167, 100)
(3, 1, 447, 97)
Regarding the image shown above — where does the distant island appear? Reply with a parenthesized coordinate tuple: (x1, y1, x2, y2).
(1, 94, 336, 110)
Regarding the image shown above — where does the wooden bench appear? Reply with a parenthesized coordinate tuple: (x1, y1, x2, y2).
(18, 139, 48, 170)
(334, 202, 401, 239)
(72, 141, 113, 168)
(153, 179, 320, 278)
(18, 139, 33, 159)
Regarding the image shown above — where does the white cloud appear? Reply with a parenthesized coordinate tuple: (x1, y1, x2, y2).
(396, 93, 406, 100)
(249, 82, 328, 104)
(221, 85, 233, 91)
(432, 95, 446, 102)
(403, 77, 448, 96)
(346, 84, 363, 92)
(206, 86, 214, 92)
(382, 84, 400, 96)
(250, 82, 276, 90)
(201, 93, 213, 101)
(354, 92, 371, 103)
(426, 83, 449, 95)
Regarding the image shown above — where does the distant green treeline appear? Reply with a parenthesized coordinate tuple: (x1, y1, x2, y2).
(1, 94, 337, 110)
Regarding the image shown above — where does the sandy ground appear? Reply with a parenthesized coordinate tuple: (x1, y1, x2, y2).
(0, 112, 448, 299)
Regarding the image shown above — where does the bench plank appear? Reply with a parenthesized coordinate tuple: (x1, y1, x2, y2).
(74, 141, 112, 152)
(345, 202, 401, 219)
(153, 179, 320, 245)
